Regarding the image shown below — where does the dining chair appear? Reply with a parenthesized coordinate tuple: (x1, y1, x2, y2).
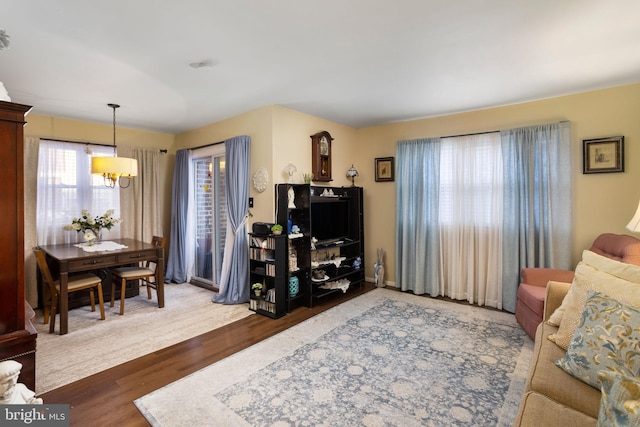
(110, 236, 166, 315)
(34, 248, 105, 334)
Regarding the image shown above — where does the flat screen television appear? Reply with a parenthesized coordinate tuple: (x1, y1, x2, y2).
(310, 199, 349, 244)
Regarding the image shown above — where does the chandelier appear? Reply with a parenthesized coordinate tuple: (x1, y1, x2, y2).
(91, 103, 138, 188)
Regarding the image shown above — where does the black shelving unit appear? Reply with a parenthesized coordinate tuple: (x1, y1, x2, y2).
(276, 184, 312, 310)
(248, 233, 287, 318)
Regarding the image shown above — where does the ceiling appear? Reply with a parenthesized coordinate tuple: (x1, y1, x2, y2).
(2, 1, 640, 134)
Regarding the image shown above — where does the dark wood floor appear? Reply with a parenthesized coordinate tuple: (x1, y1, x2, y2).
(41, 282, 377, 426)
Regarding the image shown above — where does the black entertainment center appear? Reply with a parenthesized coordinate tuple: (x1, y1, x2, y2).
(249, 184, 364, 318)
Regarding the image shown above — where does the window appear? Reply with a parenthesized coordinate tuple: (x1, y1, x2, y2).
(438, 132, 503, 227)
(36, 140, 122, 245)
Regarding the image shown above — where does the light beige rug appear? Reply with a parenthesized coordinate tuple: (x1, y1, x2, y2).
(136, 288, 533, 426)
(34, 283, 253, 394)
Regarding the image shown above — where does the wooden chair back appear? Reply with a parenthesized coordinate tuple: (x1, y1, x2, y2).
(146, 236, 166, 268)
(34, 248, 57, 297)
(152, 235, 166, 248)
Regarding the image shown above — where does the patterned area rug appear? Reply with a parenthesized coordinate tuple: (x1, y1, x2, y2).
(135, 288, 533, 426)
(35, 283, 253, 394)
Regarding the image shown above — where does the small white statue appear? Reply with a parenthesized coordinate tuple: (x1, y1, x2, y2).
(288, 186, 296, 209)
(0, 360, 42, 404)
(373, 248, 385, 288)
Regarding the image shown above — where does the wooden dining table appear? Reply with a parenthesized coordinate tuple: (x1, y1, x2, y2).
(38, 238, 165, 335)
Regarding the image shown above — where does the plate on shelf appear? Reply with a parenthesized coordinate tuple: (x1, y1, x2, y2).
(311, 275, 330, 282)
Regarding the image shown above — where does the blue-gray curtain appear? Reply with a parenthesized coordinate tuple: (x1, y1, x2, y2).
(213, 135, 251, 304)
(165, 149, 191, 283)
(395, 138, 441, 296)
(501, 121, 572, 312)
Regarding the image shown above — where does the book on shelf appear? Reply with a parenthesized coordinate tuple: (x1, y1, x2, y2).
(251, 236, 277, 249)
(266, 288, 276, 303)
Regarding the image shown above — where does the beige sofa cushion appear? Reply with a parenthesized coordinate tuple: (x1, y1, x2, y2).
(548, 250, 640, 349)
(526, 323, 602, 419)
(514, 391, 597, 427)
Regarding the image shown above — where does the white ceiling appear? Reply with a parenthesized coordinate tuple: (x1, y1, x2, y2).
(2, 1, 640, 134)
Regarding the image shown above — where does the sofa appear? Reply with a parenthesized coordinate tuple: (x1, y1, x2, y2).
(515, 233, 640, 339)
(514, 250, 640, 426)
(514, 281, 599, 426)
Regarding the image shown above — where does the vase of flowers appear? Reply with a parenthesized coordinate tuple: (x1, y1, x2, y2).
(63, 209, 122, 244)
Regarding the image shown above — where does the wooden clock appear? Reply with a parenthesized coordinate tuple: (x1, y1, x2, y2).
(310, 130, 333, 182)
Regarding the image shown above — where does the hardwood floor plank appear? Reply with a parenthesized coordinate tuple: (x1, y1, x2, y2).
(40, 283, 376, 426)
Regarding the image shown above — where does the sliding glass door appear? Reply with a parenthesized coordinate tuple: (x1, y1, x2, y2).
(191, 145, 226, 289)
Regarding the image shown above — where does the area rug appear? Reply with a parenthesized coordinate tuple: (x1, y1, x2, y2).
(35, 283, 253, 394)
(135, 288, 533, 426)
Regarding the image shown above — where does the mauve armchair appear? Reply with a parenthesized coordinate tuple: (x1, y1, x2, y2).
(515, 233, 640, 339)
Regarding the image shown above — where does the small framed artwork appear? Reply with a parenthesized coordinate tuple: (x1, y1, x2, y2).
(375, 157, 395, 182)
(583, 136, 624, 174)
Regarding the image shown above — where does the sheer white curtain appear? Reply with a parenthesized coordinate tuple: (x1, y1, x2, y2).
(438, 133, 503, 308)
(36, 140, 122, 245)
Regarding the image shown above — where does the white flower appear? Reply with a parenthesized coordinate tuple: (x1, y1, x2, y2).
(63, 209, 123, 233)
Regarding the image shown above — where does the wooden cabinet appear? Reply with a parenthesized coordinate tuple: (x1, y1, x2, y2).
(0, 100, 36, 390)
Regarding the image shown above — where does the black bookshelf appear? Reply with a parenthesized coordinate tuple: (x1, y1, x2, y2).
(248, 233, 287, 318)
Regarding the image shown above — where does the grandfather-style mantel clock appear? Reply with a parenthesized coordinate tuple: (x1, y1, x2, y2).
(310, 130, 333, 182)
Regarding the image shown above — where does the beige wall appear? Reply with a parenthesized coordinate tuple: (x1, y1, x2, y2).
(176, 105, 359, 226)
(175, 106, 275, 223)
(357, 83, 640, 284)
(25, 114, 174, 148)
(271, 105, 358, 189)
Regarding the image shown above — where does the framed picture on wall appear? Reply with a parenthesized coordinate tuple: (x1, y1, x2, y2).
(375, 157, 395, 182)
(582, 136, 624, 174)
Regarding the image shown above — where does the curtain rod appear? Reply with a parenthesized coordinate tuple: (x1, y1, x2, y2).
(41, 137, 112, 148)
(189, 140, 225, 150)
(438, 120, 569, 139)
(41, 138, 167, 153)
(442, 130, 500, 139)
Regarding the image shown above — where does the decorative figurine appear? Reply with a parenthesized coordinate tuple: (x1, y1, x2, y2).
(0, 360, 42, 404)
(288, 186, 296, 208)
(353, 256, 361, 270)
(373, 248, 385, 288)
(289, 249, 298, 271)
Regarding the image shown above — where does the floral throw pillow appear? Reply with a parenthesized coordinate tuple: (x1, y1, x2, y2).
(555, 290, 640, 389)
(597, 371, 640, 427)
(548, 250, 640, 350)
